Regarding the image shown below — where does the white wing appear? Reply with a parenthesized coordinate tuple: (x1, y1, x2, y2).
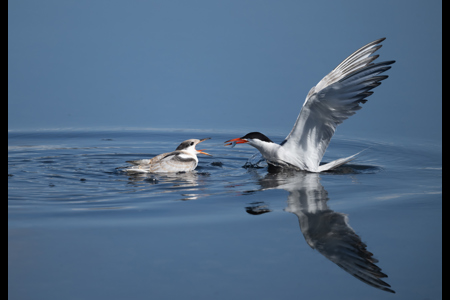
(281, 38, 395, 172)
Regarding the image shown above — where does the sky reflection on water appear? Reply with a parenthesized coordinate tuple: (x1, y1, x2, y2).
(8, 129, 441, 300)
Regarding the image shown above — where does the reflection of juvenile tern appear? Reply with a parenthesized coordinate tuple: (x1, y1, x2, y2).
(225, 38, 395, 172)
(255, 171, 395, 293)
(119, 138, 211, 173)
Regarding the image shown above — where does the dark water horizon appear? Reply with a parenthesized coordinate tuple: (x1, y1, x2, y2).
(8, 128, 442, 300)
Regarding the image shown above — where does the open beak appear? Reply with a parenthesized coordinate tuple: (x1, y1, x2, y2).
(224, 138, 248, 146)
(197, 149, 212, 156)
(199, 137, 211, 143)
(197, 138, 212, 156)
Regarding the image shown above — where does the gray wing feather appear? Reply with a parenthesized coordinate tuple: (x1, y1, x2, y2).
(281, 38, 395, 172)
(126, 159, 153, 165)
(123, 151, 197, 173)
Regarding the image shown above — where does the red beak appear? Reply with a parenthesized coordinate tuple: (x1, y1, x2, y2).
(224, 138, 248, 146)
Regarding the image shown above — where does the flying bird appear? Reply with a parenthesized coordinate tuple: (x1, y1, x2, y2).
(119, 138, 211, 173)
(225, 38, 395, 172)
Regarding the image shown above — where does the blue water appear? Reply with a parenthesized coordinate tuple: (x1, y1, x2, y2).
(8, 129, 442, 300)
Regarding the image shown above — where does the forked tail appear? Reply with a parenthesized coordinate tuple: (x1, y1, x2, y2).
(318, 149, 368, 172)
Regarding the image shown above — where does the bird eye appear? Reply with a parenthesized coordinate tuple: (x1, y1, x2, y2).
(190, 142, 194, 146)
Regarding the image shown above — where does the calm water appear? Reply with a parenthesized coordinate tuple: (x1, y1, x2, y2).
(8, 129, 442, 300)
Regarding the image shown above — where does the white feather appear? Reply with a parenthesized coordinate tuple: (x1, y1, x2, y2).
(279, 38, 395, 172)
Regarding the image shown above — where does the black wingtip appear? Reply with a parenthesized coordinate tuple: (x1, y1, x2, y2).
(370, 37, 386, 46)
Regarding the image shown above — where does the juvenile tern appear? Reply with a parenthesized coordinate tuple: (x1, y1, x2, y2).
(225, 38, 395, 172)
(120, 138, 211, 173)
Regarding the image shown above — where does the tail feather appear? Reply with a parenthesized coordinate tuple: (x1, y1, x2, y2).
(318, 149, 367, 172)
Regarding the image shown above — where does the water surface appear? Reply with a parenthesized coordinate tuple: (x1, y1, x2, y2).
(8, 129, 442, 300)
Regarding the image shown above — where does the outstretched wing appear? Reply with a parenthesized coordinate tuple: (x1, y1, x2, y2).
(281, 38, 395, 172)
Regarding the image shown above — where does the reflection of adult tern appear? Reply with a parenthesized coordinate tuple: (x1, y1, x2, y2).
(255, 171, 395, 293)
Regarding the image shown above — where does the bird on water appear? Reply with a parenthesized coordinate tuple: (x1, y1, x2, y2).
(120, 138, 211, 173)
(225, 38, 395, 172)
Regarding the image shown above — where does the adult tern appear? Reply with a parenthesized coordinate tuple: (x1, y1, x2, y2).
(225, 38, 395, 172)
